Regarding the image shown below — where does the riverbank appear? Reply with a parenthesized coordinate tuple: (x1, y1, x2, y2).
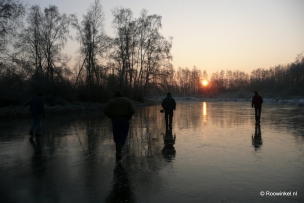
(147, 95, 304, 106)
(0, 99, 160, 120)
(1, 95, 303, 120)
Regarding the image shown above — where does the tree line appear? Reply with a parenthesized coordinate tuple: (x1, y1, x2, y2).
(151, 55, 304, 98)
(1, 0, 303, 106)
(208, 53, 304, 97)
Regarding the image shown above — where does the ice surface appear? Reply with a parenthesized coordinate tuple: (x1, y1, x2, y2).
(0, 101, 303, 202)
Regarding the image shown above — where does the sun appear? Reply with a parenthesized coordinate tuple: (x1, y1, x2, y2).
(202, 80, 208, 86)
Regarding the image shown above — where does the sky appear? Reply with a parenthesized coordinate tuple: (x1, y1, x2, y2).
(24, 0, 304, 75)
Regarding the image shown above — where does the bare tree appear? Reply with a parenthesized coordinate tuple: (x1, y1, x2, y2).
(0, 0, 25, 55)
(71, 0, 111, 89)
(15, 5, 70, 81)
(136, 10, 172, 97)
(111, 7, 135, 92)
(110, 9, 173, 97)
(40, 5, 70, 81)
(23, 5, 44, 76)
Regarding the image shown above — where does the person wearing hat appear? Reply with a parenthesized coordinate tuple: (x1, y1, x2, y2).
(26, 93, 45, 141)
(104, 90, 135, 159)
(161, 92, 176, 129)
(252, 91, 263, 123)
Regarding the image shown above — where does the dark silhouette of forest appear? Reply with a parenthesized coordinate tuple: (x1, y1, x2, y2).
(1, 0, 303, 107)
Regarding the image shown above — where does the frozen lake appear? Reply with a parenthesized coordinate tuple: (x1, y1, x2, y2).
(0, 101, 303, 203)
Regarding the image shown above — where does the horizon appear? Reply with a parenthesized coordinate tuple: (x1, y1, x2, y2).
(22, 0, 304, 74)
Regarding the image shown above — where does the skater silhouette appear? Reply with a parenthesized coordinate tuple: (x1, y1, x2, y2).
(252, 91, 263, 123)
(161, 92, 176, 129)
(26, 93, 45, 141)
(104, 90, 135, 159)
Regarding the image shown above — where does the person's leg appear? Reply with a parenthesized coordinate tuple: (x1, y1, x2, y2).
(257, 108, 261, 122)
(30, 115, 36, 135)
(29, 114, 40, 136)
(165, 111, 169, 128)
(112, 118, 130, 158)
(29, 118, 34, 141)
(112, 119, 122, 157)
(35, 114, 41, 135)
(120, 118, 130, 145)
(115, 143, 123, 158)
(168, 110, 173, 128)
(254, 108, 258, 122)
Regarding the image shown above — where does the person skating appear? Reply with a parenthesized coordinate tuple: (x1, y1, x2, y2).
(26, 93, 45, 141)
(104, 90, 135, 159)
(252, 91, 263, 123)
(161, 92, 176, 129)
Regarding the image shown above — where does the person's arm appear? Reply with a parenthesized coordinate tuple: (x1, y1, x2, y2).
(173, 99, 176, 110)
(41, 100, 46, 116)
(103, 101, 112, 118)
(128, 101, 135, 119)
(24, 99, 31, 107)
(252, 97, 254, 108)
(161, 99, 165, 109)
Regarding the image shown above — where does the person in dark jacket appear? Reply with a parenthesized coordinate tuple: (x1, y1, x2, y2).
(26, 93, 45, 141)
(252, 91, 263, 123)
(104, 90, 135, 159)
(161, 93, 176, 129)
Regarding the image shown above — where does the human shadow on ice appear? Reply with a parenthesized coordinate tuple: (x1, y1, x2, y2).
(30, 136, 45, 169)
(105, 161, 135, 203)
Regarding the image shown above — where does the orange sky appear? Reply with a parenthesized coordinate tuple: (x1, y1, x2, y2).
(25, 0, 304, 75)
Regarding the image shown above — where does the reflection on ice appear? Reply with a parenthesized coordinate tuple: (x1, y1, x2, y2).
(161, 129, 176, 162)
(252, 123, 262, 150)
(0, 101, 303, 202)
(202, 101, 207, 124)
